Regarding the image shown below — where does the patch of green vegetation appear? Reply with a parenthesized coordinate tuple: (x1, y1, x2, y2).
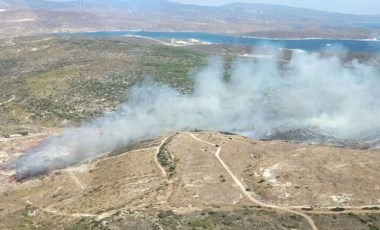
(347, 213, 380, 230)
(363, 207, 380, 211)
(157, 146, 171, 167)
(157, 136, 177, 176)
(2, 101, 26, 123)
(144, 45, 207, 90)
(0, 58, 20, 75)
(11, 184, 46, 197)
(65, 218, 110, 230)
(17, 131, 29, 136)
(26, 65, 79, 98)
(0, 37, 208, 134)
(282, 223, 300, 229)
(21, 205, 37, 218)
(188, 218, 213, 229)
(256, 209, 272, 216)
(330, 207, 345, 212)
(158, 210, 174, 219)
(223, 55, 234, 81)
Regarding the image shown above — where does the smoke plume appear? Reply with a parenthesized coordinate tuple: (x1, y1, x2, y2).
(8, 49, 380, 179)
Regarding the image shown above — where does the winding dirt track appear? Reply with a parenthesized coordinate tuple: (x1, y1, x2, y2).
(183, 132, 319, 230)
(25, 138, 170, 222)
(41, 208, 97, 218)
(22, 133, 380, 226)
(0, 95, 16, 106)
(155, 135, 175, 177)
(69, 172, 85, 190)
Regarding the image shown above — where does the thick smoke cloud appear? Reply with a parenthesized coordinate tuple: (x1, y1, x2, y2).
(9, 50, 380, 179)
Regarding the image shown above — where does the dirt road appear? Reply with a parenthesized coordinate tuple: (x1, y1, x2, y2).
(184, 132, 318, 230)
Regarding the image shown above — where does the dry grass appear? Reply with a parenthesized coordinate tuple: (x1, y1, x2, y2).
(0, 131, 379, 229)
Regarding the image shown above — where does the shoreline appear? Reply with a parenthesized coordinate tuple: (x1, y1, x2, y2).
(56, 29, 380, 42)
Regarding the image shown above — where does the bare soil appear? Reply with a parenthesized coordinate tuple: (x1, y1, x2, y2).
(0, 130, 379, 229)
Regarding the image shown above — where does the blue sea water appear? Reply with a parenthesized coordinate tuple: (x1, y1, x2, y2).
(62, 31, 380, 53)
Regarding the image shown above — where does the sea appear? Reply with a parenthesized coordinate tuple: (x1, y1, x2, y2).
(61, 30, 380, 53)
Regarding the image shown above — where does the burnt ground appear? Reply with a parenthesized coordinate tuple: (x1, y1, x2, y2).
(261, 127, 380, 150)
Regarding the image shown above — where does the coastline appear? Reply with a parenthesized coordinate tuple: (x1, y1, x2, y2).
(57, 29, 380, 42)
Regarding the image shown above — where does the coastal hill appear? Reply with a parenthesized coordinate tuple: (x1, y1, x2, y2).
(1, 131, 379, 229)
(0, 0, 379, 39)
(2, 0, 380, 23)
(0, 23, 379, 230)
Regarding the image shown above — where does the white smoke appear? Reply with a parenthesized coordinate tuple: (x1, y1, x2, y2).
(9, 49, 380, 179)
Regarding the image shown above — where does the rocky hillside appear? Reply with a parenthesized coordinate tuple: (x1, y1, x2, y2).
(1, 0, 379, 39)
(2, 0, 380, 24)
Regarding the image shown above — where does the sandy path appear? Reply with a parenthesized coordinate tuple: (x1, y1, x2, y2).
(41, 208, 97, 218)
(0, 95, 16, 106)
(69, 172, 85, 190)
(125, 35, 181, 46)
(155, 136, 174, 177)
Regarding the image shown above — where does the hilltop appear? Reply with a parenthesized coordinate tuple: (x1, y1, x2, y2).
(0, 130, 379, 229)
(1, 35, 380, 230)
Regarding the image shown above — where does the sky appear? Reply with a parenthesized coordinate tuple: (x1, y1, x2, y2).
(171, 0, 380, 15)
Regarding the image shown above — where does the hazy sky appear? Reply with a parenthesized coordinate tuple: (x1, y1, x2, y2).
(171, 0, 380, 15)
